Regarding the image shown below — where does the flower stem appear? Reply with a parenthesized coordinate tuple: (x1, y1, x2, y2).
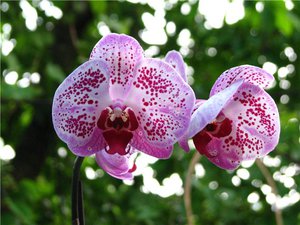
(184, 152, 201, 225)
(256, 159, 284, 225)
(72, 156, 85, 225)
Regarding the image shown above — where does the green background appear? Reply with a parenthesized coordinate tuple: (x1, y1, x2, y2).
(1, 1, 300, 225)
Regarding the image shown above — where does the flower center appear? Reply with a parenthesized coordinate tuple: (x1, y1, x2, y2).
(97, 106, 138, 155)
(193, 114, 232, 158)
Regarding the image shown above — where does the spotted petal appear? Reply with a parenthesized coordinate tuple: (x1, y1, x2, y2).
(95, 150, 134, 180)
(165, 50, 187, 82)
(210, 65, 274, 96)
(52, 60, 111, 156)
(125, 58, 195, 156)
(188, 80, 244, 139)
(90, 33, 144, 100)
(130, 127, 173, 158)
(203, 82, 280, 170)
(178, 99, 206, 152)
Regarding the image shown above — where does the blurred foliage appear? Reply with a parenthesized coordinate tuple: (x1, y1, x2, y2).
(1, 1, 300, 225)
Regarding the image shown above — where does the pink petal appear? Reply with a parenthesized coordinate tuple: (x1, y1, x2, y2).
(130, 127, 173, 158)
(68, 130, 107, 157)
(52, 60, 111, 156)
(204, 82, 280, 170)
(178, 138, 190, 152)
(188, 80, 244, 139)
(210, 65, 274, 96)
(89, 33, 144, 100)
(178, 99, 207, 152)
(95, 150, 134, 180)
(199, 138, 241, 170)
(164, 50, 187, 82)
(125, 58, 195, 152)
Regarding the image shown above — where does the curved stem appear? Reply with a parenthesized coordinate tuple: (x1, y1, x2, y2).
(256, 159, 283, 225)
(184, 152, 201, 225)
(72, 156, 85, 225)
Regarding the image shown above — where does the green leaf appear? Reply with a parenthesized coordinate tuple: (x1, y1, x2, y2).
(46, 63, 65, 83)
(275, 6, 293, 36)
(1, 83, 42, 100)
(90, 1, 107, 16)
(5, 198, 36, 225)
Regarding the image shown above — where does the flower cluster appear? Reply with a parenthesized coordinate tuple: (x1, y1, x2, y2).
(52, 34, 280, 179)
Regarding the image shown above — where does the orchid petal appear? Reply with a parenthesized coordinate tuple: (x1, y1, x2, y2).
(130, 127, 173, 158)
(178, 99, 207, 152)
(178, 139, 190, 152)
(165, 50, 187, 82)
(188, 80, 244, 139)
(210, 65, 274, 96)
(52, 60, 111, 156)
(125, 58, 195, 153)
(95, 150, 134, 180)
(90, 33, 144, 100)
(204, 82, 280, 170)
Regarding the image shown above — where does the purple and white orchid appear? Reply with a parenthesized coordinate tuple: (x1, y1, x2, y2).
(52, 34, 195, 179)
(180, 65, 280, 170)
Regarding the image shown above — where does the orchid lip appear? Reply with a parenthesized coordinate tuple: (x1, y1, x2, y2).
(97, 105, 138, 155)
(193, 114, 233, 158)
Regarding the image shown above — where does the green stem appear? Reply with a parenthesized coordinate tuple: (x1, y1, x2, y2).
(72, 156, 85, 225)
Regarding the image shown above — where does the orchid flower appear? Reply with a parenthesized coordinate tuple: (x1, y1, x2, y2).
(180, 65, 280, 170)
(52, 34, 195, 179)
